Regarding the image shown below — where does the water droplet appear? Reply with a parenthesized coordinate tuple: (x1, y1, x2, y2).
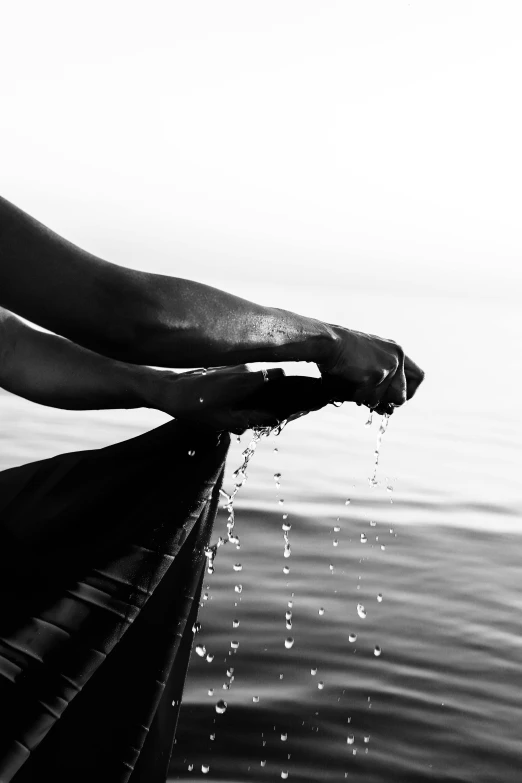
(364, 735, 370, 743)
(333, 525, 341, 533)
(226, 668, 234, 676)
(288, 600, 293, 608)
(318, 681, 324, 690)
(380, 545, 386, 551)
(195, 645, 206, 657)
(192, 622, 201, 633)
(281, 733, 287, 741)
(279, 499, 285, 505)
(377, 593, 383, 602)
(318, 607, 325, 616)
(233, 563, 242, 572)
(203, 592, 209, 601)
(347, 735, 354, 745)
(222, 682, 229, 690)
(215, 700, 227, 714)
(206, 653, 214, 663)
(261, 760, 266, 767)
(230, 640, 239, 649)
(311, 667, 317, 675)
(274, 472, 281, 480)
(281, 772, 289, 780)
(329, 564, 334, 572)
(253, 695, 260, 703)
(357, 604, 367, 619)
(199, 397, 204, 403)
(360, 534, 367, 544)
(274, 447, 278, 453)
(235, 584, 243, 593)
(282, 513, 289, 520)
(283, 546, 291, 558)
(370, 520, 377, 527)
(374, 646, 382, 657)
(208, 688, 214, 696)
(284, 637, 294, 649)
(349, 633, 357, 643)
(286, 620, 292, 630)
(188, 763, 194, 771)
(202, 764, 210, 774)
(333, 539, 339, 547)
(282, 522, 291, 531)
(345, 499, 351, 505)
(387, 485, 393, 493)
(283, 566, 290, 575)
(188, 450, 196, 457)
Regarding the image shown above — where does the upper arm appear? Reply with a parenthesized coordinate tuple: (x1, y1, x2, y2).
(0, 196, 147, 358)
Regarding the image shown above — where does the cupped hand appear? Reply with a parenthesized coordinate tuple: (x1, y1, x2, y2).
(319, 326, 425, 414)
(155, 365, 289, 434)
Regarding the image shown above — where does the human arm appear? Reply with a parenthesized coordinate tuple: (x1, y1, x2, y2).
(0, 196, 424, 410)
(0, 307, 296, 432)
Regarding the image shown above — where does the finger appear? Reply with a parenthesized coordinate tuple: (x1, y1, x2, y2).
(374, 402, 395, 416)
(381, 351, 407, 407)
(354, 359, 399, 409)
(404, 355, 425, 400)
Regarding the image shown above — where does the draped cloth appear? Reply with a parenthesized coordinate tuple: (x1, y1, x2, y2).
(0, 420, 229, 783)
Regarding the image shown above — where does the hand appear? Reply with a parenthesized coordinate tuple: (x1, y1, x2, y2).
(319, 326, 425, 415)
(153, 365, 288, 434)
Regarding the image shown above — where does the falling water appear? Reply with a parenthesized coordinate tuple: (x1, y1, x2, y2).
(368, 413, 390, 487)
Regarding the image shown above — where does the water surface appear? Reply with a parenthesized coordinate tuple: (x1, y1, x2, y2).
(1, 290, 520, 782)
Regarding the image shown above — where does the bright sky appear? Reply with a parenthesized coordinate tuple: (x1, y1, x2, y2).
(1, 1, 521, 300)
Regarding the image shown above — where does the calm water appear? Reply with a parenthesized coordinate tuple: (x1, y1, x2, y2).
(1, 289, 521, 782)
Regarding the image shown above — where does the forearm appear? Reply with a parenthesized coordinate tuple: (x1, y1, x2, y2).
(0, 196, 338, 368)
(114, 277, 338, 368)
(0, 309, 160, 411)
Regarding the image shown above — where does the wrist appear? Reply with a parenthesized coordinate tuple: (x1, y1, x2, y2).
(268, 309, 341, 366)
(125, 366, 173, 410)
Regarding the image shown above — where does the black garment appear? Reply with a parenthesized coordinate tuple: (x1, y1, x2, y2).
(0, 420, 229, 782)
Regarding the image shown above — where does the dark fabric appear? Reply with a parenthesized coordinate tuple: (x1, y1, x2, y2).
(0, 419, 229, 782)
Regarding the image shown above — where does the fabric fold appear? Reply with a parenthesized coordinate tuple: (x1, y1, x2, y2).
(0, 419, 229, 782)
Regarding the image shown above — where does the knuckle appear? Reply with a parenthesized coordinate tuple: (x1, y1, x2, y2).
(395, 344, 405, 362)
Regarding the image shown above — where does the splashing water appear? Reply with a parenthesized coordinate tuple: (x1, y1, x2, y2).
(206, 424, 286, 577)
